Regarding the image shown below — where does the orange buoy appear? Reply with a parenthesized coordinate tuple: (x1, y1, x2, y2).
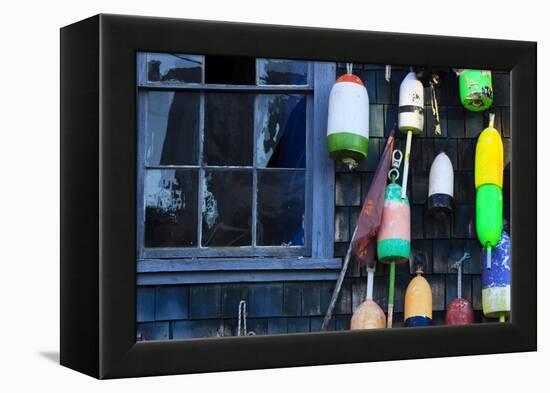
(404, 254, 432, 327)
(351, 263, 386, 330)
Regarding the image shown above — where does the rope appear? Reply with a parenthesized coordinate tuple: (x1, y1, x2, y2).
(237, 300, 247, 336)
(430, 79, 441, 135)
(346, 62, 353, 75)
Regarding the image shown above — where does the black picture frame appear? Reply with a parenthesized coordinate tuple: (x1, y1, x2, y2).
(60, 14, 536, 379)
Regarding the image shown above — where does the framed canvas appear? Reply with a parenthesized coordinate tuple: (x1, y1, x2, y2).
(60, 14, 536, 379)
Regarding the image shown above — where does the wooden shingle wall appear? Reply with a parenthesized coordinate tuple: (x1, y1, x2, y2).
(136, 64, 510, 341)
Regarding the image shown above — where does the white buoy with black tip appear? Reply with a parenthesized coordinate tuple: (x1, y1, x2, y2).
(398, 71, 424, 199)
(427, 152, 454, 217)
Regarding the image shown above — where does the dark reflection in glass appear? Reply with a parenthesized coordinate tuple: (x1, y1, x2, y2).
(256, 94, 307, 168)
(204, 93, 254, 166)
(146, 53, 202, 83)
(144, 169, 198, 247)
(205, 55, 256, 85)
(202, 170, 252, 247)
(258, 59, 308, 85)
(146, 92, 200, 166)
(257, 170, 305, 246)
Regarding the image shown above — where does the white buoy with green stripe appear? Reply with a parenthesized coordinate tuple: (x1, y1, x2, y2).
(327, 73, 369, 170)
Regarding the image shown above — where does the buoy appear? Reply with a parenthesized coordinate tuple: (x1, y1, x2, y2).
(327, 72, 370, 169)
(457, 69, 493, 112)
(475, 114, 504, 269)
(404, 254, 432, 327)
(351, 262, 386, 330)
(377, 179, 410, 327)
(398, 71, 424, 199)
(445, 253, 475, 325)
(482, 230, 511, 322)
(427, 152, 454, 217)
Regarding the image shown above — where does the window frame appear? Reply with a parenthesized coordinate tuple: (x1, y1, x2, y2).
(136, 53, 339, 278)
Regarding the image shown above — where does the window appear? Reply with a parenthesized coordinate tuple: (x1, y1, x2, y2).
(137, 53, 339, 279)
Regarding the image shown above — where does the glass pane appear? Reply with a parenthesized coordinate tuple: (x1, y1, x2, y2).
(146, 91, 200, 166)
(205, 55, 256, 85)
(146, 53, 202, 83)
(144, 169, 198, 247)
(202, 170, 252, 247)
(256, 170, 305, 246)
(256, 94, 307, 168)
(258, 59, 308, 85)
(203, 93, 254, 166)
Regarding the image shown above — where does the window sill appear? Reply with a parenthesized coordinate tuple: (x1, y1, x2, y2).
(137, 257, 342, 285)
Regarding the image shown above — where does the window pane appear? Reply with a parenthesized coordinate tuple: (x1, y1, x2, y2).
(202, 170, 252, 247)
(257, 170, 305, 246)
(203, 93, 254, 166)
(205, 55, 256, 85)
(146, 53, 202, 83)
(144, 169, 198, 247)
(256, 94, 307, 168)
(258, 59, 308, 85)
(146, 91, 200, 166)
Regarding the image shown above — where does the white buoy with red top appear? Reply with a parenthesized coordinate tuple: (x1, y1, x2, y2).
(327, 63, 370, 170)
(398, 71, 424, 199)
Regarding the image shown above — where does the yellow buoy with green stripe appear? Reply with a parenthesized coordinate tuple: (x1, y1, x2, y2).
(327, 73, 369, 169)
(475, 114, 504, 269)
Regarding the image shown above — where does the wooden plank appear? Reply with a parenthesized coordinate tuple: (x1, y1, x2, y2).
(141, 245, 305, 259)
(311, 61, 336, 259)
(137, 257, 342, 272)
(137, 82, 314, 93)
(137, 270, 340, 285)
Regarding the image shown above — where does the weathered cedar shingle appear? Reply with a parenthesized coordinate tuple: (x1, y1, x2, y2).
(410, 239, 433, 274)
(173, 320, 222, 339)
(447, 106, 465, 138)
(334, 206, 350, 242)
(221, 284, 248, 319)
(287, 317, 310, 333)
(283, 283, 302, 317)
(425, 105, 448, 138)
(465, 110, 484, 138)
(248, 283, 284, 318)
(424, 208, 451, 239)
(376, 70, 391, 104)
(189, 285, 221, 319)
(137, 286, 155, 322)
(370, 106, 385, 137)
(454, 171, 475, 203)
(457, 139, 474, 171)
(428, 275, 446, 311)
(335, 174, 361, 206)
(301, 284, 321, 316)
(411, 172, 429, 205)
(267, 318, 287, 334)
(383, 105, 398, 136)
(155, 286, 189, 321)
(137, 322, 169, 341)
(492, 73, 510, 106)
(453, 204, 476, 238)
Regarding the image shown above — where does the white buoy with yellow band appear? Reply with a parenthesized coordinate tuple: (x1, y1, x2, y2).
(404, 253, 432, 327)
(327, 65, 370, 170)
(398, 71, 424, 199)
(475, 114, 504, 269)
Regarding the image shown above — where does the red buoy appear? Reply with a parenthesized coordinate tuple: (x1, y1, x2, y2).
(445, 253, 475, 325)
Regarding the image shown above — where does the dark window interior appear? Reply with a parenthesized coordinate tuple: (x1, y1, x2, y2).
(205, 55, 256, 85)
